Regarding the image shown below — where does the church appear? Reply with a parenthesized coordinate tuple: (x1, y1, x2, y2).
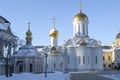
(12, 23, 43, 73)
(37, 5, 103, 72)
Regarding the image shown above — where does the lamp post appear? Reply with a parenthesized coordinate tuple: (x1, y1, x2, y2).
(5, 56, 8, 77)
(45, 53, 48, 78)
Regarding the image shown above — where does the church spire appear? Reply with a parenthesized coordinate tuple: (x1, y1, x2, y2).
(26, 22, 32, 45)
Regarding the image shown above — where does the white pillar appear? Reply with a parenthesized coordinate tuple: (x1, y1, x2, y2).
(51, 37, 58, 47)
(73, 21, 88, 37)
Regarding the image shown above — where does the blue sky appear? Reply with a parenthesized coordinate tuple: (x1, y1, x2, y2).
(0, 0, 120, 46)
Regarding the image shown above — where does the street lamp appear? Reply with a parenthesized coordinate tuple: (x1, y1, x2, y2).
(5, 56, 8, 77)
(44, 53, 48, 78)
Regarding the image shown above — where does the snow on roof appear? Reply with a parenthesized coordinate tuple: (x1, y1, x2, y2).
(102, 49, 113, 52)
(13, 44, 41, 57)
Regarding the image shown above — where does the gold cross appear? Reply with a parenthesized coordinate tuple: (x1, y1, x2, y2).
(79, 0, 82, 13)
(28, 22, 30, 29)
(51, 16, 57, 27)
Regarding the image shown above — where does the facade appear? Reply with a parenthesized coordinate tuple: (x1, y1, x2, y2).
(102, 46, 113, 70)
(12, 24, 43, 73)
(102, 33, 120, 70)
(0, 16, 17, 75)
(37, 6, 103, 72)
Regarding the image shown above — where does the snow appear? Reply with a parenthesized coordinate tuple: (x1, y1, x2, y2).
(0, 71, 70, 80)
(100, 74, 120, 80)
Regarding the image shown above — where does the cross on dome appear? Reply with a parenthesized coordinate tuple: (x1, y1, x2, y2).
(51, 16, 57, 28)
(28, 22, 30, 30)
(80, 0, 82, 13)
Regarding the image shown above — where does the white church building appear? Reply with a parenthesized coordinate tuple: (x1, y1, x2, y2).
(12, 23, 43, 73)
(37, 6, 103, 72)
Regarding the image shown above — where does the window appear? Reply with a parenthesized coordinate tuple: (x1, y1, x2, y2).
(79, 56, 81, 64)
(83, 24, 85, 35)
(95, 56, 97, 64)
(60, 62, 63, 68)
(88, 56, 89, 64)
(109, 64, 111, 68)
(103, 64, 105, 68)
(68, 56, 69, 64)
(103, 56, 105, 60)
(108, 56, 110, 60)
(83, 56, 85, 64)
(54, 63, 56, 68)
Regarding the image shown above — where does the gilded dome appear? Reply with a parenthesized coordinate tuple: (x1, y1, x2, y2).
(74, 12, 88, 22)
(49, 27, 59, 38)
(26, 29, 32, 36)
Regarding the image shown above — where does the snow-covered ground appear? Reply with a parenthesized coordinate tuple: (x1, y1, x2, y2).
(0, 71, 70, 80)
(100, 74, 120, 80)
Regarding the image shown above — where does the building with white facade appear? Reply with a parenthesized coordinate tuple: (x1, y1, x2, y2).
(37, 6, 103, 72)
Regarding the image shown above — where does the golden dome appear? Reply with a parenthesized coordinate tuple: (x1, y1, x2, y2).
(26, 29, 32, 36)
(26, 23, 32, 41)
(74, 12, 88, 22)
(50, 27, 59, 38)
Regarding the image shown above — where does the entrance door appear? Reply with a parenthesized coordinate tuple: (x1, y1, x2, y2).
(29, 64, 32, 72)
(19, 64, 23, 72)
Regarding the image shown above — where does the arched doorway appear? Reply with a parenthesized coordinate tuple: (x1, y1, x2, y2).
(29, 64, 32, 72)
(16, 61, 23, 73)
(19, 64, 23, 72)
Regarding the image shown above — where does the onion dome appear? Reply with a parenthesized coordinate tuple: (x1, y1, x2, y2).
(26, 23, 32, 44)
(116, 33, 120, 38)
(74, 12, 88, 22)
(26, 29, 32, 36)
(73, 2, 88, 22)
(49, 27, 59, 38)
